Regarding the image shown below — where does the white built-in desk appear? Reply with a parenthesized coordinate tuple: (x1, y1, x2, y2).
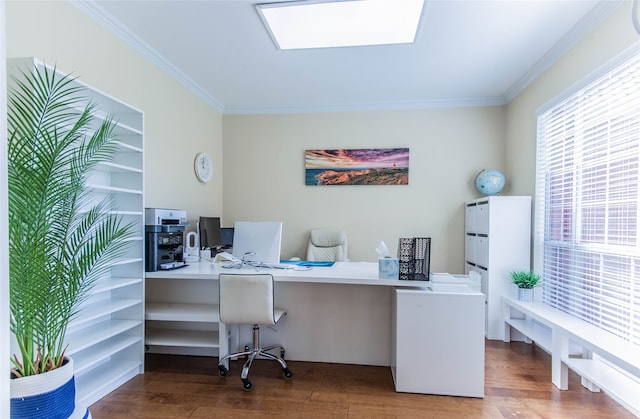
(146, 260, 426, 286)
(145, 261, 485, 397)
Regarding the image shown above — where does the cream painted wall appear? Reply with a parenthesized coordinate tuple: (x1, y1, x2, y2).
(5, 1, 223, 229)
(506, 4, 639, 198)
(222, 107, 507, 272)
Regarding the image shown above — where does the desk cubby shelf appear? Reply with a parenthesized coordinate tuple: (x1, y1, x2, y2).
(145, 303, 221, 352)
(145, 329, 220, 348)
(146, 302, 220, 322)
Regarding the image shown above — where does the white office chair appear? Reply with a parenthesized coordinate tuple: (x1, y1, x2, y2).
(217, 273, 293, 391)
(306, 228, 348, 261)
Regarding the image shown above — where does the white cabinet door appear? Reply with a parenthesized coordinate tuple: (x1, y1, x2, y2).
(475, 236, 489, 268)
(465, 204, 476, 233)
(476, 202, 490, 233)
(465, 235, 476, 264)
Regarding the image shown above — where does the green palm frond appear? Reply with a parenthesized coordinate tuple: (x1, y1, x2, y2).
(8, 64, 135, 376)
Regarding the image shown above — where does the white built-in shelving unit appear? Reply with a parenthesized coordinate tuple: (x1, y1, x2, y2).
(464, 196, 531, 340)
(8, 57, 145, 406)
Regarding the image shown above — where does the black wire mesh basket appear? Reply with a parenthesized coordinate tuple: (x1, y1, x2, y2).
(397, 237, 431, 281)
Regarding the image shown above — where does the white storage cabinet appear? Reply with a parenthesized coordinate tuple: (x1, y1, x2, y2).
(391, 288, 485, 397)
(8, 58, 145, 406)
(465, 196, 531, 340)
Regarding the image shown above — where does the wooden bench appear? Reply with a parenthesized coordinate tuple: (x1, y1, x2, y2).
(502, 296, 640, 417)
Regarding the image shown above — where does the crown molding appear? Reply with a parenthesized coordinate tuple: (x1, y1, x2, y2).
(503, 0, 624, 103)
(71, 0, 225, 113)
(222, 96, 507, 115)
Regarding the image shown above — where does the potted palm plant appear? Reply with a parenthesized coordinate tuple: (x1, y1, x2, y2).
(509, 270, 541, 303)
(8, 63, 133, 418)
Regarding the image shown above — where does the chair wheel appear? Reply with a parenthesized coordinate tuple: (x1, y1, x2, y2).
(218, 365, 229, 377)
(283, 367, 293, 380)
(242, 378, 253, 391)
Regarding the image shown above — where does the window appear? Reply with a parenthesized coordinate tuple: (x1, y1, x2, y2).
(535, 45, 640, 346)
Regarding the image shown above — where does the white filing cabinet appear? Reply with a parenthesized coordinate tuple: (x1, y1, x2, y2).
(465, 196, 531, 340)
(391, 287, 485, 397)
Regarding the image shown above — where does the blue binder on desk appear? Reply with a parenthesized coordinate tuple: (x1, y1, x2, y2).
(280, 260, 335, 267)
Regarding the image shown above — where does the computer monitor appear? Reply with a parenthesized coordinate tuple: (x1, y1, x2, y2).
(220, 227, 234, 248)
(232, 221, 282, 265)
(199, 216, 221, 249)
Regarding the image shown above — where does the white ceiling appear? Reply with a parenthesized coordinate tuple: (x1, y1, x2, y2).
(75, 0, 622, 114)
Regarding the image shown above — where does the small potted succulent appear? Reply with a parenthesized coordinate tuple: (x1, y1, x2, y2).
(509, 270, 541, 302)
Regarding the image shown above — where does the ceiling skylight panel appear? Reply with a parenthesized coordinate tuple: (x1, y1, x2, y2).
(257, 0, 425, 50)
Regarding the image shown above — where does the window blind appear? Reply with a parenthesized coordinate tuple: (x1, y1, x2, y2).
(535, 48, 640, 346)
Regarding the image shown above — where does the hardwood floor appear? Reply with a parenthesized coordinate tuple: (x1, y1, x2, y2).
(89, 341, 633, 418)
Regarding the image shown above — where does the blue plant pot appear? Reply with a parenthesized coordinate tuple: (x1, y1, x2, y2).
(10, 357, 90, 419)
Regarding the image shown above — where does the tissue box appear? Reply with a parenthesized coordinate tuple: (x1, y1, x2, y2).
(379, 257, 399, 279)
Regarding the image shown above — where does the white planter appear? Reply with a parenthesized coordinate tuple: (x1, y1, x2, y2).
(517, 287, 534, 303)
(10, 357, 90, 419)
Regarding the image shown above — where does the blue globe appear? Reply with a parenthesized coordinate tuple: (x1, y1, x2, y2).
(475, 169, 506, 196)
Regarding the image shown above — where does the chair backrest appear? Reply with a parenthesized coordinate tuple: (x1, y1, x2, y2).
(306, 228, 348, 261)
(219, 274, 277, 325)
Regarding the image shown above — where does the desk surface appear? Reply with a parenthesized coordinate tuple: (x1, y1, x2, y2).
(146, 261, 445, 288)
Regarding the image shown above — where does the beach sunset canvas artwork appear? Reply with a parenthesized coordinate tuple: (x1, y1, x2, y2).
(305, 148, 409, 186)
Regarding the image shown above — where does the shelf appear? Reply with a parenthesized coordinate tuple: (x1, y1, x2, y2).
(98, 161, 143, 174)
(70, 298, 142, 328)
(114, 139, 143, 152)
(72, 334, 142, 376)
(67, 319, 142, 355)
(505, 318, 552, 352)
(110, 120, 143, 136)
(92, 276, 142, 294)
(86, 183, 143, 195)
(112, 257, 143, 267)
(75, 359, 142, 407)
(146, 302, 219, 322)
(562, 358, 640, 416)
(146, 328, 219, 348)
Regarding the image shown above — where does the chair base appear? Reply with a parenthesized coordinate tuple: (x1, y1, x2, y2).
(218, 325, 293, 391)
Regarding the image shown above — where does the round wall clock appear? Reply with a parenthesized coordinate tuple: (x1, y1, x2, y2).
(194, 152, 213, 183)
